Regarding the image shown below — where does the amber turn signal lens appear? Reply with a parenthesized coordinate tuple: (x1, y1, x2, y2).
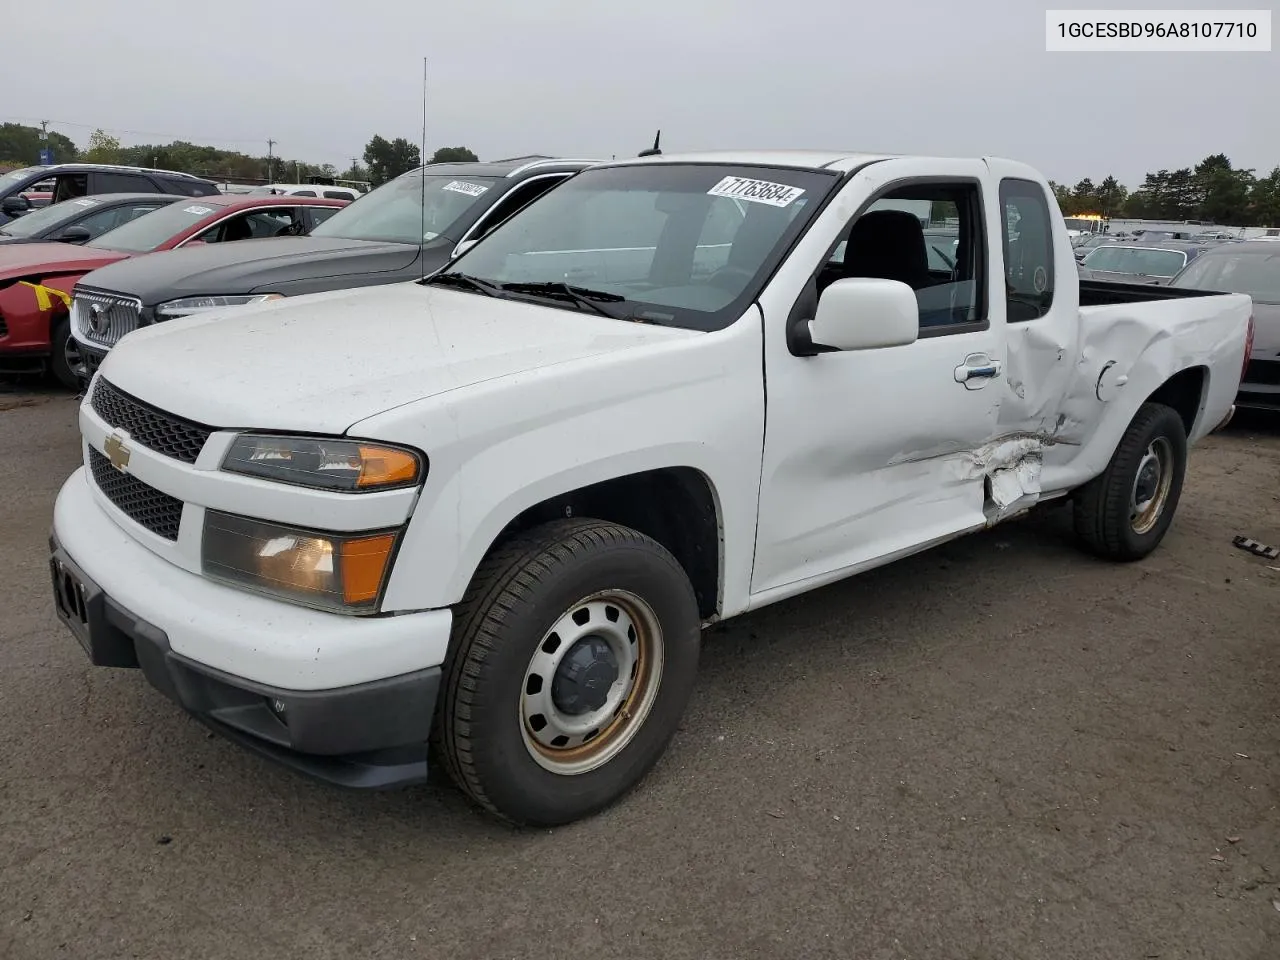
(339, 533, 397, 604)
(356, 446, 420, 488)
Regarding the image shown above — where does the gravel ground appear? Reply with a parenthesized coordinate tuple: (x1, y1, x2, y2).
(2, 383, 1278, 960)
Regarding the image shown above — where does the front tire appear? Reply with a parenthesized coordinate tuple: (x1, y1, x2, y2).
(49, 315, 83, 391)
(1072, 402, 1188, 561)
(436, 519, 701, 826)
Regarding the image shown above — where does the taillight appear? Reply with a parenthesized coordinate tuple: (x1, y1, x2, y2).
(1240, 313, 1255, 386)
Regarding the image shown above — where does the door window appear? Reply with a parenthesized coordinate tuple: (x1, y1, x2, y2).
(194, 208, 301, 243)
(94, 172, 158, 193)
(50, 174, 89, 204)
(822, 181, 986, 331)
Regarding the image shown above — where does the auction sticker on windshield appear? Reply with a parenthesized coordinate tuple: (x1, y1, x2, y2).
(183, 205, 213, 215)
(72, 198, 100, 207)
(707, 176, 805, 208)
(443, 181, 489, 197)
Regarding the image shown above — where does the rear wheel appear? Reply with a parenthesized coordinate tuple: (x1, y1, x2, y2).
(1072, 402, 1187, 561)
(436, 519, 701, 826)
(49, 315, 83, 391)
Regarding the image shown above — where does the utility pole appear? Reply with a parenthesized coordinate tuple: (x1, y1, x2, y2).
(266, 138, 276, 183)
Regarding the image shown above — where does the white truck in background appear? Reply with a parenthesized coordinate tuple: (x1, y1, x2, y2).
(50, 151, 1252, 827)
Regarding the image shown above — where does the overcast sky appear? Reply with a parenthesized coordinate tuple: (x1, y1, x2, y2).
(3, 1, 1273, 187)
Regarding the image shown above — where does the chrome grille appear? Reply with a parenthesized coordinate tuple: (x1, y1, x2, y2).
(71, 290, 142, 349)
(90, 378, 213, 465)
(87, 448, 183, 541)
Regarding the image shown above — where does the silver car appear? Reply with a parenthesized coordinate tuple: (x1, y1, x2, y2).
(1172, 240, 1280, 411)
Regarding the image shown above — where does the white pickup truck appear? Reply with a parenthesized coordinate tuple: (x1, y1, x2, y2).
(50, 151, 1253, 827)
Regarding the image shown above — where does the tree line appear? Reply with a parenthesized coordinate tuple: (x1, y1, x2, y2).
(1049, 154, 1280, 226)
(10, 124, 1273, 226)
(0, 123, 478, 189)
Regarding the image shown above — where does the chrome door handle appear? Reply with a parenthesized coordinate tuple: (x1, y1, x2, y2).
(954, 354, 1003, 389)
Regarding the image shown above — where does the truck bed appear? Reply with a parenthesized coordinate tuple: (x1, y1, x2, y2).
(1078, 279, 1223, 307)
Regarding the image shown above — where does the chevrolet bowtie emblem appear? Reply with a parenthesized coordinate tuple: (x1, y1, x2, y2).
(104, 433, 131, 472)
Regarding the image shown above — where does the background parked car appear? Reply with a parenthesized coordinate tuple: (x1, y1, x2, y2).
(70, 156, 599, 379)
(248, 183, 363, 201)
(0, 164, 219, 226)
(1072, 234, 1117, 261)
(1172, 239, 1280, 411)
(0, 193, 179, 246)
(0, 194, 347, 388)
(1077, 242, 1210, 285)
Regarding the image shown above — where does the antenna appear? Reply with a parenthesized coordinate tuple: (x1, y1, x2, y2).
(420, 56, 428, 283)
(638, 129, 662, 157)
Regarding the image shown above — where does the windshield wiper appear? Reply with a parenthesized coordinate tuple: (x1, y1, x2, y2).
(499, 281, 627, 319)
(422, 271, 502, 297)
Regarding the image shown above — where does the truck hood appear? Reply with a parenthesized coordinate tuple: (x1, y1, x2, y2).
(97, 283, 699, 434)
(76, 236, 425, 304)
(0, 241, 129, 280)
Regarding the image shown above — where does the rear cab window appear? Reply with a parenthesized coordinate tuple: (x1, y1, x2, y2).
(999, 179, 1055, 322)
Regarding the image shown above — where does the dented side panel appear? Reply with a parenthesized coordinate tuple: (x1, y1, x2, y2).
(1037, 293, 1251, 493)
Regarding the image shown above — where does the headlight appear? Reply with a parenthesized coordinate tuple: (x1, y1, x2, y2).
(202, 511, 398, 614)
(221, 434, 422, 492)
(155, 293, 284, 319)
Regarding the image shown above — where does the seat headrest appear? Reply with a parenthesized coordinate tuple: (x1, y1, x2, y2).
(843, 209, 931, 288)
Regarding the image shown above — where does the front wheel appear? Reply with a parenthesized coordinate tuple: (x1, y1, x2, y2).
(49, 315, 84, 391)
(436, 519, 701, 826)
(1072, 402, 1188, 561)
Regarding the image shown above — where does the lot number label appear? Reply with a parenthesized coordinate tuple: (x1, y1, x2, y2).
(707, 176, 805, 208)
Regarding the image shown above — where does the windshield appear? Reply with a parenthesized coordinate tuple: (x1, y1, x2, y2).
(0, 196, 101, 237)
(86, 200, 222, 253)
(1173, 249, 1280, 303)
(441, 164, 838, 331)
(1083, 246, 1186, 277)
(309, 173, 499, 244)
(0, 167, 41, 192)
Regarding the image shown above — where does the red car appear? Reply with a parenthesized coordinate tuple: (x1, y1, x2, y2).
(0, 194, 347, 388)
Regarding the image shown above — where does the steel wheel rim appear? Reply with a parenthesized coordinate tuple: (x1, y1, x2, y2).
(519, 590, 664, 776)
(1130, 437, 1174, 535)
(63, 333, 85, 378)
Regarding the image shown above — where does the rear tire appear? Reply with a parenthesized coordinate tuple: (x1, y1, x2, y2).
(49, 315, 83, 392)
(436, 519, 701, 826)
(1072, 402, 1187, 561)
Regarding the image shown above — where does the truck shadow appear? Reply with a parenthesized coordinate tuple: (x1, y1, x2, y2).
(139, 498, 1096, 843)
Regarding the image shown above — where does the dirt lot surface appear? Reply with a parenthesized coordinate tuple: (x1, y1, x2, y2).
(2, 383, 1278, 960)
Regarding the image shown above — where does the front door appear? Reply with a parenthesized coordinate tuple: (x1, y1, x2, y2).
(750, 161, 1007, 599)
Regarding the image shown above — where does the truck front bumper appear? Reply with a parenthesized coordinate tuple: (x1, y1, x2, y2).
(49, 470, 453, 790)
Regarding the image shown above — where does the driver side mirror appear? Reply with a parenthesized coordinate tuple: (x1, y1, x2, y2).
(2, 195, 32, 216)
(808, 278, 919, 351)
(56, 225, 93, 244)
